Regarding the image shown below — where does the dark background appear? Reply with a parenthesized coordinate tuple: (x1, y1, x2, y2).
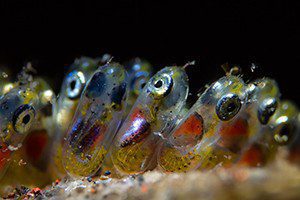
(0, 1, 299, 104)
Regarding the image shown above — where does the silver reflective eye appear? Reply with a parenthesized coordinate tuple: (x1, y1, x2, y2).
(258, 98, 278, 125)
(13, 104, 36, 133)
(148, 73, 173, 99)
(216, 93, 242, 121)
(66, 70, 85, 99)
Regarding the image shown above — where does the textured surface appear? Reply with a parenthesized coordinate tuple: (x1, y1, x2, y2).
(2, 149, 300, 199)
(8, 149, 297, 200)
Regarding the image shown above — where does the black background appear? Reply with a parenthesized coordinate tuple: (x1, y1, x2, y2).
(0, 1, 299, 104)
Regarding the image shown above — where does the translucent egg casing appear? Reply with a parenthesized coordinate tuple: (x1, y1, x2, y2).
(158, 75, 252, 172)
(237, 78, 282, 166)
(111, 66, 189, 175)
(52, 56, 109, 176)
(0, 85, 38, 179)
(62, 62, 127, 177)
(0, 78, 55, 187)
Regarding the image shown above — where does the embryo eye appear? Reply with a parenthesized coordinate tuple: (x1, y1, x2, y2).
(66, 70, 85, 99)
(148, 73, 173, 99)
(274, 122, 295, 145)
(12, 104, 36, 133)
(216, 93, 242, 121)
(258, 98, 278, 125)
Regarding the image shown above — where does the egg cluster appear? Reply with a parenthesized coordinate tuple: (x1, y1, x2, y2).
(0, 56, 299, 194)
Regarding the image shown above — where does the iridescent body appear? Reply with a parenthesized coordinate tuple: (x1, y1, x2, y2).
(111, 66, 189, 174)
(125, 58, 152, 114)
(158, 75, 254, 172)
(62, 63, 127, 177)
(52, 56, 108, 175)
(0, 77, 55, 190)
(100, 58, 152, 176)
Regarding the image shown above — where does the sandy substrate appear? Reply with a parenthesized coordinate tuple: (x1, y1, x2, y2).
(3, 151, 300, 200)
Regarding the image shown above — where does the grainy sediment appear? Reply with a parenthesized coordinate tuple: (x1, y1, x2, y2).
(3, 150, 300, 200)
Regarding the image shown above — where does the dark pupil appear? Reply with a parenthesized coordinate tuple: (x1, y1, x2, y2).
(140, 82, 146, 89)
(226, 102, 236, 113)
(22, 114, 31, 124)
(70, 80, 77, 91)
(279, 124, 290, 137)
(154, 80, 163, 88)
